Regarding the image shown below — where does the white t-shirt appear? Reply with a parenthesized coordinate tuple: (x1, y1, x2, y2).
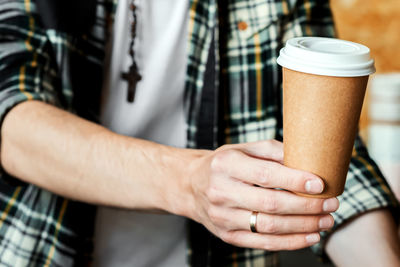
(94, 0, 189, 266)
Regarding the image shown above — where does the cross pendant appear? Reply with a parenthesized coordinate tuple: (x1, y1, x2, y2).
(121, 64, 142, 102)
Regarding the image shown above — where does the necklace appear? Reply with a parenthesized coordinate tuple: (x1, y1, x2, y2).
(121, 0, 142, 102)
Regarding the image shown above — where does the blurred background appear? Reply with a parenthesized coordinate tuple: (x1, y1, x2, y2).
(331, 0, 400, 201)
(282, 1, 400, 266)
(331, 0, 400, 128)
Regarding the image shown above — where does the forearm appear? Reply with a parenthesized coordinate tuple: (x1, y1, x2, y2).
(1, 101, 341, 251)
(0, 101, 201, 215)
(326, 208, 400, 267)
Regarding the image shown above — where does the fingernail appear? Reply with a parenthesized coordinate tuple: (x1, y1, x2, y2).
(306, 233, 320, 244)
(323, 198, 339, 212)
(319, 216, 334, 229)
(305, 179, 323, 194)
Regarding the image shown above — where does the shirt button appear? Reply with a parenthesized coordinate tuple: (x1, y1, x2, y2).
(237, 21, 248, 31)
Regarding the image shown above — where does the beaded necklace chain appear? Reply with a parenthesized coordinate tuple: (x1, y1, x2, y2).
(121, 1, 142, 102)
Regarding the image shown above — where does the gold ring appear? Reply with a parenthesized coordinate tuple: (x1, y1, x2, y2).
(250, 211, 258, 233)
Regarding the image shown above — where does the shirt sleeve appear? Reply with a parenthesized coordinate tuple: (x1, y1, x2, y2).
(280, 0, 400, 258)
(0, 0, 64, 182)
(311, 135, 400, 258)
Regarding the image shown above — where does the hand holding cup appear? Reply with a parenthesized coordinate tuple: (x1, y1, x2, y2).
(188, 140, 338, 251)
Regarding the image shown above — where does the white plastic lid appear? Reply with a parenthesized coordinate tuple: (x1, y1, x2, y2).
(277, 37, 375, 77)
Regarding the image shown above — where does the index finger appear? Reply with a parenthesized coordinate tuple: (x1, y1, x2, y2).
(221, 149, 324, 195)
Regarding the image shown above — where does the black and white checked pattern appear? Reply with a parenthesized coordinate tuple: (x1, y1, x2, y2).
(0, 0, 398, 266)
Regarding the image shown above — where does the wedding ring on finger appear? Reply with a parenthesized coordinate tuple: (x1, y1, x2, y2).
(250, 211, 258, 233)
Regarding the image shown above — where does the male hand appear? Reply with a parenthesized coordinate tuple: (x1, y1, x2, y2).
(0, 102, 339, 251)
(187, 140, 339, 251)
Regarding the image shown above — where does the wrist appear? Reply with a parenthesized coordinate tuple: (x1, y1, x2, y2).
(159, 146, 210, 220)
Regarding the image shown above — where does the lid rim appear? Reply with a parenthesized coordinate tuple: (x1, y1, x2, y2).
(277, 58, 375, 78)
(277, 37, 376, 77)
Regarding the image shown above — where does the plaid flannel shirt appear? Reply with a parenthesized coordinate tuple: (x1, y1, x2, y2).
(0, 0, 398, 266)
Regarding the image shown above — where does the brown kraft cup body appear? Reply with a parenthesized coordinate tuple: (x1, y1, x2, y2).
(283, 68, 369, 198)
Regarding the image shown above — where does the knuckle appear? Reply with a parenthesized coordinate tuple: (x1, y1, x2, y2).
(266, 139, 283, 156)
(206, 186, 225, 205)
(305, 199, 323, 213)
(264, 196, 279, 213)
(216, 144, 233, 152)
(210, 149, 236, 173)
(210, 154, 224, 173)
(280, 236, 300, 251)
(255, 167, 271, 186)
(304, 200, 314, 213)
(263, 167, 273, 182)
(207, 207, 231, 230)
(207, 206, 221, 223)
(259, 215, 277, 234)
(220, 230, 235, 244)
(299, 217, 310, 232)
(279, 173, 291, 190)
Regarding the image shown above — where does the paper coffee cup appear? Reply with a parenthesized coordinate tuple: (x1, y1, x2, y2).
(277, 37, 375, 198)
